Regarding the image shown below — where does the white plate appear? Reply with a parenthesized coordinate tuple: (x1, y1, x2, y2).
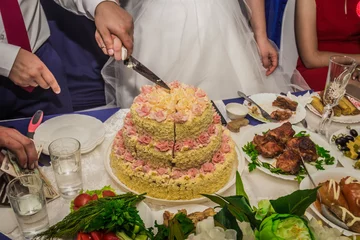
(34, 114, 105, 155)
(329, 127, 360, 170)
(299, 168, 360, 236)
(243, 93, 306, 124)
(307, 93, 360, 124)
(238, 123, 339, 181)
(104, 142, 245, 205)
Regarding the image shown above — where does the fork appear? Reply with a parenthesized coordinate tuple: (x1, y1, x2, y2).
(237, 91, 276, 122)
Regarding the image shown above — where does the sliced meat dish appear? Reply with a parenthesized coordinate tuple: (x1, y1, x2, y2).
(266, 122, 295, 144)
(276, 149, 301, 174)
(252, 134, 268, 146)
(272, 96, 298, 111)
(270, 109, 293, 121)
(286, 136, 318, 162)
(257, 141, 284, 158)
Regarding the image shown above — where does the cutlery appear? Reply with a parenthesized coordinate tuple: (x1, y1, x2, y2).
(122, 48, 170, 90)
(299, 156, 349, 230)
(237, 91, 275, 122)
(300, 119, 308, 129)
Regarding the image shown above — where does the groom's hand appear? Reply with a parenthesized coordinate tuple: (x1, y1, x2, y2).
(94, 1, 134, 58)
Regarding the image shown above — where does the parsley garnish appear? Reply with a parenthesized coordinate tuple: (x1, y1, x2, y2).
(293, 131, 310, 138)
(315, 144, 335, 166)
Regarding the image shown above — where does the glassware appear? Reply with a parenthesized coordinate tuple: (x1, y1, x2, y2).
(48, 137, 83, 199)
(318, 55, 357, 136)
(6, 174, 49, 239)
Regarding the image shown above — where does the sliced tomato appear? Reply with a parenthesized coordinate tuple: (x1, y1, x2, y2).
(90, 231, 102, 240)
(77, 232, 92, 240)
(102, 190, 116, 197)
(74, 193, 92, 207)
(91, 194, 98, 201)
(73, 206, 79, 211)
(103, 232, 119, 240)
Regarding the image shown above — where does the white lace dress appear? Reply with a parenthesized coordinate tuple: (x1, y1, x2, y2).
(102, 0, 294, 108)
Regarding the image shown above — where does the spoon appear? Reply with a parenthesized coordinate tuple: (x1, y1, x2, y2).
(299, 156, 349, 230)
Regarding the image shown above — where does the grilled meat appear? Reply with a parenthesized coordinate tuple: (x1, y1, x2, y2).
(257, 141, 284, 158)
(272, 96, 298, 111)
(253, 134, 268, 146)
(276, 149, 301, 174)
(286, 136, 318, 162)
(270, 109, 293, 121)
(266, 122, 295, 144)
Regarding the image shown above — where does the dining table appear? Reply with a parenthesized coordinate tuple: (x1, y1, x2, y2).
(1, 91, 360, 239)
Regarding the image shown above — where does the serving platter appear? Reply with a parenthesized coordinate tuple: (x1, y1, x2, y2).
(306, 93, 360, 124)
(329, 127, 360, 170)
(34, 114, 105, 155)
(299, 168, 360, 236)
(242, 93, 306, 124)
(104, 142, 245, 205)
(238, 123, 339, 181)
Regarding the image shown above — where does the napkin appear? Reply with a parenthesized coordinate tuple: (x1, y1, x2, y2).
(286, 91, 313, 106)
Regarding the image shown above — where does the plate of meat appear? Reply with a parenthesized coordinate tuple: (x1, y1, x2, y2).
(239, 122, 338, 181)
(243, 93, 306, 124)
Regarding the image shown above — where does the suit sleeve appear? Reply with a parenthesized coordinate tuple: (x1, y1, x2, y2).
(52, 0, 119, 20)
(0, 43, 20, 77)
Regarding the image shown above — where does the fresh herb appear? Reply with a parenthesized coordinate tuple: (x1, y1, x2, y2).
(295, 175, 305, 183)
(34, 193, 152, 239)
(316, 144, 335, 165)
(313, 159, 325, 170)
(154, 212, 195, 240)
(293, 131, 310, 138)
(262, 129, 270, 135)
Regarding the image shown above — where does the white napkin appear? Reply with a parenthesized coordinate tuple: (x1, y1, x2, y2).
(286, 91, 313, 106)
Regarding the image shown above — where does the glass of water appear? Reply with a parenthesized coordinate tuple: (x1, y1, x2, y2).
(6, 174, 49, 239)
(48, 137, 83, 199)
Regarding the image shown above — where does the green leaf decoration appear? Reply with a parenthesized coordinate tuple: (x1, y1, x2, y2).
(235, 171, 249, 202)
(214, 206, 243, 240)
(270, 188, 318, 216)
(201, 194, 227, 207)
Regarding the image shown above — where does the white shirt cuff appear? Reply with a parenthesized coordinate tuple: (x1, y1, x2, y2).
(85, 0, 120, 19)
(0, 43, 20, 77)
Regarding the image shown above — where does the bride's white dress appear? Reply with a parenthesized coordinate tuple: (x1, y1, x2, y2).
(102, 0, 294, 108)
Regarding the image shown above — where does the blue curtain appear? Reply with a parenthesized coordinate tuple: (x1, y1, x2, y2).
(265, 0, 288, 48)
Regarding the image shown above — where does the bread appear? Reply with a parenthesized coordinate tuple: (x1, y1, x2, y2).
(227, 118, 249, 133)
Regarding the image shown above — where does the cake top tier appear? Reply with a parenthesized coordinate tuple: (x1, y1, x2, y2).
(132, 81, 210, 123)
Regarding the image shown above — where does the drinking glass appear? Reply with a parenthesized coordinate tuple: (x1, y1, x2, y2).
(48, 137, 83, 199)
(6, 174, 49, 239)
(318, 55, 357, 136)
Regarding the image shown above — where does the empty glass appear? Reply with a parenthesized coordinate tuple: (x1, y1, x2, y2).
(6, 174, 49, 239)
(48, 137, 83, 199)
(318, 55, 357, 136)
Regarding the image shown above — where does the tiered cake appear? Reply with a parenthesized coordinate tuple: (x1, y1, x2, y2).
(110, 81, 237, 200)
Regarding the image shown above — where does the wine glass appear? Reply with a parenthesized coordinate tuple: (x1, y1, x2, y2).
(318, 55, 357, 136)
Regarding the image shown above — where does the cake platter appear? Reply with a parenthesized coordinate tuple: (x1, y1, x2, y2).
(104, 141, 245, 205)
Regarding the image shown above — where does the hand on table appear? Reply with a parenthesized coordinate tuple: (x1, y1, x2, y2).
(256, 38, 279, 76)
(94, 1, 133, 60)
(352, 66, 360, 81)
(9, 49, 61, 94)
(0, 126, 38, 169)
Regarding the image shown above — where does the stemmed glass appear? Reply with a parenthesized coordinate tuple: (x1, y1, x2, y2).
(318, 55, 357, 136)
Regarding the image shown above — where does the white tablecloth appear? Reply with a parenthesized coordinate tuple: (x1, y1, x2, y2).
(2, 105, 360, 239)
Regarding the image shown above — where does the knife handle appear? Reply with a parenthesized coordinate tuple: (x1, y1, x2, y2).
(28, 110, 43, 135)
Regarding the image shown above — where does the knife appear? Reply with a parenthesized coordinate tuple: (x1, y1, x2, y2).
(122, 48, 170, 90)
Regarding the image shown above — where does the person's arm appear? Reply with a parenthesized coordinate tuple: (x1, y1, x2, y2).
(0, 43, 20, 77)
(295, 0, 360, 69)
(246, 0, 278, 75)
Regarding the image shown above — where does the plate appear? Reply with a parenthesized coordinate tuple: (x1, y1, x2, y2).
(329, 127, 360, 170)
(34, 114, 105, 155)
(243, 93, 306, 124)
(306, 93, 360, 124)
(104, 142, 245, 205)
(238, 123, 339, 181)
(299, 168, 360, 236)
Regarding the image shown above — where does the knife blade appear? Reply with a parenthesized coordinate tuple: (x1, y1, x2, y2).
(123, 55, 171, 91)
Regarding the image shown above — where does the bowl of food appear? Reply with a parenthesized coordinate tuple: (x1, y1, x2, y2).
(226, 103, 248, 120)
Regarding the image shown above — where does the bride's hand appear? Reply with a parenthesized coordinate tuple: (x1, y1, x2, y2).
(257, 39, 278, 76)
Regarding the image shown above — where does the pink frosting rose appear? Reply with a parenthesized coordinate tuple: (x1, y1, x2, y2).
(124, 152, 134, 162)
(222, 134, 230, 142)
(174, 142, 183, 151)
(136, 105, 151, 117)
(192, 104, 203, 116)
(213, 114, 221, 124)
(171, 170, 183, 179)
(195, 89, 207, 98)
(125, 126, 136, 135)
(124, 117, 134, 127)
(142, 164, 151, 173)
(116, 146, 125, 156)
(171, 112, 189, 123)
(157, 167, 168, 175)
(141, 85, 153, 94)
(155, 141, 172, 152)
(201, 162, 215, 173)
(221, 143, 231, 153)
(197, 132, 210, 145)
(187, 168, 199, 178)
(133, 160, 145, 168)
(138, 135, 152, 145)
(207, 125, 216, 135)
(183, 139, 196, 149)
(212, 152, 225, 164)
(134, 95, 147, 104)
(152, 110, 167, 122)
(170, 81, 181, 88)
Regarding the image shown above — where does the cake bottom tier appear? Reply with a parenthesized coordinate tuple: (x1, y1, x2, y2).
(110, 148, 237, 200)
